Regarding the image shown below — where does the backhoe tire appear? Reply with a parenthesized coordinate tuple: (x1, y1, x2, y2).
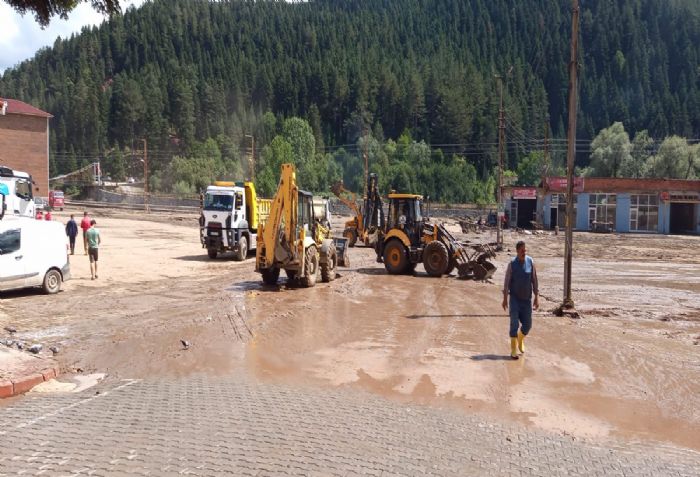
(344, 228, 358, 247)
(445, 256, 457, 275)
(383, 239, 409, 275)
(261, 267, 280, 285)
(321, 245, 337, 283)
(300, 246, 319, 288)
(234, 236, 248, 262)
(423, 241, 449, 277)
(207, 248, 217, 259)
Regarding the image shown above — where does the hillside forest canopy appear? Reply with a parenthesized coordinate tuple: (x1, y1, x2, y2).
(1, 0, 699, 201)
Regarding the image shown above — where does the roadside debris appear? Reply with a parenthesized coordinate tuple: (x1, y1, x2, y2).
(3, 326, 17, 334)
(28, 344, 43, 354)
(180, 339, 191, 350)
(50, 346, 60, 355)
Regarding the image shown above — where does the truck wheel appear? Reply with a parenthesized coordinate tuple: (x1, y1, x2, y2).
(383, 239, 409, 275)
(261, 267, 280, 285)
(344, 228, 358, 247)
(207, 248, 217, 259)
(423, 241, 449, 277)
(321, 245, 337, 282)
(42, 269, 62, 294)
(300, 246, 319, 288)
(234, 236, 248, 261)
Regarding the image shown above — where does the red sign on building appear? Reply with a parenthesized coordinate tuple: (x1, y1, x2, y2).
(546, 177, 584, 192)
(512, 188, 538, 199)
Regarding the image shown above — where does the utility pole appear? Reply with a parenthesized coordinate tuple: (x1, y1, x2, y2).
(562, 0, 580, 310)
(245, 134, 255, 181)
(142, 138, 149, 214)
(540, 120, 550, 227)
(362, 127, 369, 197)
(495, 75, 506, 250)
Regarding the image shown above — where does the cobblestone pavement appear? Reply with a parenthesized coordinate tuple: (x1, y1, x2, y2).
(0, 375, 699, 476)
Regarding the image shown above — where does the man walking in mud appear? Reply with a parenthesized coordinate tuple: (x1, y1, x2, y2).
(502, 241, 539, 359)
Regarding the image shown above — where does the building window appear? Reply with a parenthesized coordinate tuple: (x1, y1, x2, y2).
(630, 194, 658, 232)
(588, 194, 616, 230)
(551, 194, 577, 228)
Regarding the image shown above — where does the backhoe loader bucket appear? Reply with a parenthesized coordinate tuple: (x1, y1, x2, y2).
(333, 237, 350, 267)
(456, 260, 496, 280)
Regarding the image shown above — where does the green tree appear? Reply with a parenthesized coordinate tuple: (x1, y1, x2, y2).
(588, 122, 632, 177)
(515, 152, 544, 186)
(5, 0, 120, 26)
(257, 136, 294, 197)
(623, 130, 654, 178)
(644, 136, 690, 179)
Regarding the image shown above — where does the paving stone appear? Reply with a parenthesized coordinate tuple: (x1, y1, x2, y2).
(0, 375, 698, 476)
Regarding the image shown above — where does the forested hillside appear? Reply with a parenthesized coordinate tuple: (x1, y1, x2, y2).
(1, 0, 699, 199)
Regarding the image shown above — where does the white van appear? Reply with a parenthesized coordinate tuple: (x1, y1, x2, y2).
(0, 218, 71, 294)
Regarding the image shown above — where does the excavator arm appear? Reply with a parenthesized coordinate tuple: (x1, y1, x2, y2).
(330, 181, 363, 231)
(258, 164, 299, 269)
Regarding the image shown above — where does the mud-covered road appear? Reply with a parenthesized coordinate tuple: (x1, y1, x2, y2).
(1, 208, 699, 452)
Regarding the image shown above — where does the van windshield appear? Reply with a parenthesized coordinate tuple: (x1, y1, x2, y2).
(204, 194, 234, 211)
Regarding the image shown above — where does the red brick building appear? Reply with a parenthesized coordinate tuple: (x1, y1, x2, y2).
(0, 98, 53, 197)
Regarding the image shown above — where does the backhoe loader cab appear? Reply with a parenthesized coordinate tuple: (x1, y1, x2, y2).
(377, 193, 497, 280)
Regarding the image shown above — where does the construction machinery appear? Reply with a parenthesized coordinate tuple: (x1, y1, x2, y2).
(375, 193, 497, 280)
(199, 181, 271, 260)
(331, 172, 384, 247)
(256, 164, 348, 287)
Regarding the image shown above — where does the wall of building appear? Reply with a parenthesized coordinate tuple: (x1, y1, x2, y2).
(0, 114, 49, 197)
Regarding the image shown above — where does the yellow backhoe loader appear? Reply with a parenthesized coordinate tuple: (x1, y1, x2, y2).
(256, 163, 348, 287)
(375, 192, 497, 280)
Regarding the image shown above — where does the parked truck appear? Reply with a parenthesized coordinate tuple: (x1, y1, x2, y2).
(199, 181, 271, 260)
(0, 166, 36, 219)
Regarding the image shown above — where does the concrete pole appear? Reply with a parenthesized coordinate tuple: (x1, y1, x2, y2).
(563, 0, 580, 308)
(496, 75, 504, 250)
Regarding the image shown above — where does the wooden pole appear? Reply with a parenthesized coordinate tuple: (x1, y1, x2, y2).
(563, 0, 580, 308)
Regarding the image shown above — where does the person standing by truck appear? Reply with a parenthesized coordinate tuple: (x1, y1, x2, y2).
(502, 240, 539, 359)
(65, 214, 78, 255)
(86, 220, 101, 280)
(80, 211, 91, 254)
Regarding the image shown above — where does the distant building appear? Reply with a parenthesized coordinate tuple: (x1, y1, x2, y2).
(504, 177, 700, 235)
(0, 98, 53, 197)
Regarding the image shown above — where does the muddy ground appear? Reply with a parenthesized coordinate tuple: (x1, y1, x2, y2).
(1, 208, 699, 451)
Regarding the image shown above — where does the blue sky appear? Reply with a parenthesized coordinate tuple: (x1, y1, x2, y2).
(0, 0, 145, 73)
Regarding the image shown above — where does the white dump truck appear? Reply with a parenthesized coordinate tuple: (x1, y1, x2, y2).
(199, 181, 271, 260)
(0, 166, 36, 219)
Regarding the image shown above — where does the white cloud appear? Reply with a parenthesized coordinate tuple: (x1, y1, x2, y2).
(0, 0, 145, 73)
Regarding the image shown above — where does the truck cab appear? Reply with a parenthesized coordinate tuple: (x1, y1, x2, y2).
(0, 166, 35, 219)
(49, 190, 65, 210)
(199, 181, 270, 260)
